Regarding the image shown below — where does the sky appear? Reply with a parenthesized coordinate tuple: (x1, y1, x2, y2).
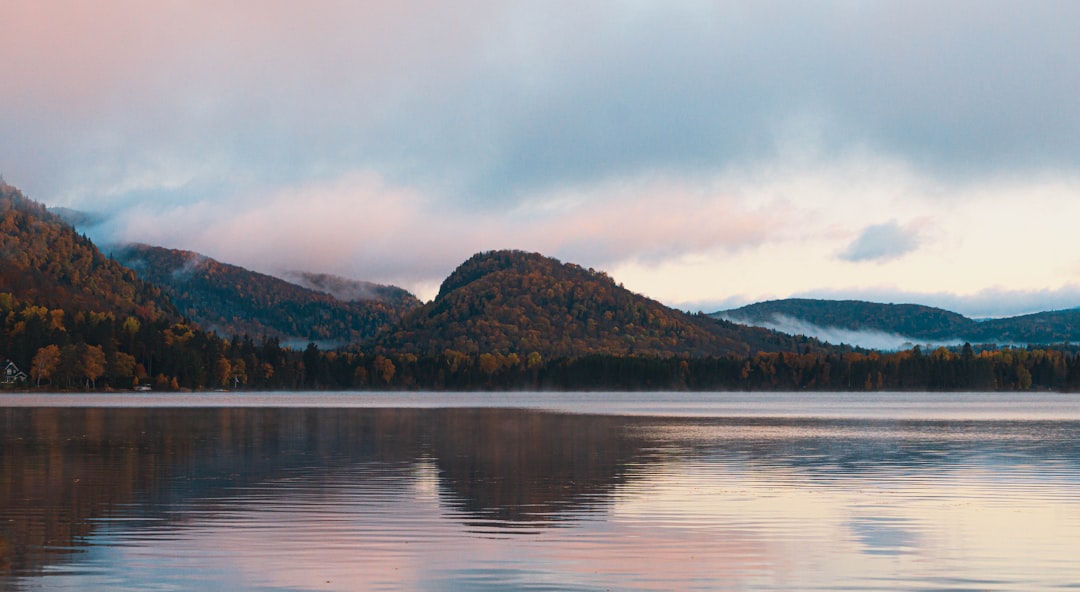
(2, 1, 1080, 317)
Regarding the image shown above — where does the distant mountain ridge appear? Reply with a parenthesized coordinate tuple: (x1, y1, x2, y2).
(716, 298, 1080, 347)
(114, 244, 420, 346)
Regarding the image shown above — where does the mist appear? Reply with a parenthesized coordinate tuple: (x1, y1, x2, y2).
(722, 313, 962, 351)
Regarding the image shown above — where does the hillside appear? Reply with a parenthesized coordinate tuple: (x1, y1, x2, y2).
(0, 183, 174, 321)
(717, 299, 974, 341)
(0, 183, 207, 389)
(113, 244, 420, 346)
(973, 310, 1080, 344)
(373, 250, 824, 358)
(716, 298, 1080, 346)
(0, 183, 413, 390)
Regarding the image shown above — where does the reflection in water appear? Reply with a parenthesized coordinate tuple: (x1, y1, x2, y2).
(1, 400, 1080, 590)
(429, 408, 645, 527)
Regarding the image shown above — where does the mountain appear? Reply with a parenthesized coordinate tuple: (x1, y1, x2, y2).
(973, 310, 1080, 344)
(0, 183, 207, 389)
(717, 299, 974, 342)
(0, 183, 173, 321)
(716, 298, 1080, 346)
(373, 250, 826, 358)
(113, 244, 421, 346)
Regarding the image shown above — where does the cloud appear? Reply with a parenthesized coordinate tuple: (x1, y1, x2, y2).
(5, 2, 1080, 313)
(838, 220, 923, 263)
(4, 2, 1080, 209)
(87, 171, 783, 299)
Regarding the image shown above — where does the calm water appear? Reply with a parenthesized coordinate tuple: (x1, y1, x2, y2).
(2, 392, 1080, 591)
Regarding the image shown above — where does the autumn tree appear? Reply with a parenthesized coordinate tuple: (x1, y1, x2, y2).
(229, 358, 247, 388)
(31, 344, 60, 387)
(478, 353, 499, 377)
(77, 344, 106, 389)
(214, 356, 232, 388)
(374, 355, 395, 385)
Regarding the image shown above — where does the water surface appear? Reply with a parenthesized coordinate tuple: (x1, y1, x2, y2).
(2, 392, 1079, 590)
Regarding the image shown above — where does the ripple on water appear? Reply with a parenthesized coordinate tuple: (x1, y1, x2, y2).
(2, 397, 1080, 591)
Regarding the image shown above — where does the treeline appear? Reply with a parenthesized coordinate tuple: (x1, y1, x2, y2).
(5, 290, 1080, 393)
(340, 345, 1080, 392)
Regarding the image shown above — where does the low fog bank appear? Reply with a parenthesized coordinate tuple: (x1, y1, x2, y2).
(720, 313, 963, 351)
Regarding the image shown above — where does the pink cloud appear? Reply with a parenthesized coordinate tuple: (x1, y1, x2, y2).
(517, 178, 787, 264)
(103, 172, 786, 297)
(1, 2, 499, 112)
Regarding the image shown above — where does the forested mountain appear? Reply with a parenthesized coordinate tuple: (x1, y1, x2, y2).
(113, 244, 420, 346)
(716, 298, 1080, 346)
(717, 299, 973, 341)
(373, 250, 825, 359)
(973, 310, 1080, 344)
(0, 183, 174, 321)
(1, 184, 342, 391)
(0, 183, 196, 389)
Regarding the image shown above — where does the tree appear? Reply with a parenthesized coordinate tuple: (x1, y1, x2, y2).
(479, 353, 499, 380)
(214, 356, 232, 388)
(31, 344, 61, 387)
(303, 343, 321, 387)
(1016, 365, 1033, 390)
(78, 344, 106, 389)
(374, 355, 395, 385)
(108, 351, 137, 384)
(229, 358, 247, 388)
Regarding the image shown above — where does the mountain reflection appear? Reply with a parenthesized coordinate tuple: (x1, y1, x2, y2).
(0, 407, 653, 578)
(3, 405, 1080, 583)
(427, 408, 649, 525)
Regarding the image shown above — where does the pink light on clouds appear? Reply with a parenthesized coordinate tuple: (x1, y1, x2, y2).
(517, 177, 789, 265)
(1, 1, 499, 110)
(100, 171, 786, 297)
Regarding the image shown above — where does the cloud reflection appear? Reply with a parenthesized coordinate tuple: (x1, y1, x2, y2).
(5, 405, 1080, 590)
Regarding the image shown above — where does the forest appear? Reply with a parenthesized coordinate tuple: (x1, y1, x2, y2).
(4, 284, 1079, 392)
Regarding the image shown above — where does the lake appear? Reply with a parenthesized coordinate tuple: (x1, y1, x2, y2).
(2, 392, 1080, 591)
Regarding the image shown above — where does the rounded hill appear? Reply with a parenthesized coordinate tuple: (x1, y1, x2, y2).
(375, 250, 818, 358)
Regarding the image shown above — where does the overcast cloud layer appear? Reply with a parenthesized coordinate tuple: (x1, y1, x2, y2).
(2, 1, 1079, 315)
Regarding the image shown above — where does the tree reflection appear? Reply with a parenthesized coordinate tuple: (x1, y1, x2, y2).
(3, 406, 1079, 584)
(0, 407, 652, 579)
